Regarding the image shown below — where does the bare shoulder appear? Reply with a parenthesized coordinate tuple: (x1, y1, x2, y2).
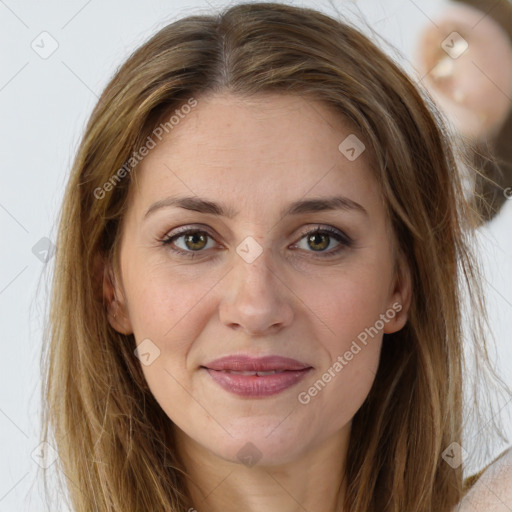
(454, 448, 512, 512)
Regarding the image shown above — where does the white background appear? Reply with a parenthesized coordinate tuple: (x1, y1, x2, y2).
(0, 0, 511, 510)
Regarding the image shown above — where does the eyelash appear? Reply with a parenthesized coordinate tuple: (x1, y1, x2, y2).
(160, 225, 353, 259)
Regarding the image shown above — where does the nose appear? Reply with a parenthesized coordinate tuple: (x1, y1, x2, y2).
(218, 242, 294, 336)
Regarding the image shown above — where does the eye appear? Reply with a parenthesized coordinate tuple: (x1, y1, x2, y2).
(160, 225, 353, 259)
(292, 226, 353, 257)
(161, 227, 218, 258)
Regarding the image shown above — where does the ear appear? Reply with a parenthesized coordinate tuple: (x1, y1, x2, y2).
(93, 252, 133, 335)
(383, 251, 412, 334)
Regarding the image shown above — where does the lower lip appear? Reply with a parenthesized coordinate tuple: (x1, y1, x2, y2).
(204, 368, 312, 397)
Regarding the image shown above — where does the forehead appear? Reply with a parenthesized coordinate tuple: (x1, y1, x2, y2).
(130, 92, 381, 215)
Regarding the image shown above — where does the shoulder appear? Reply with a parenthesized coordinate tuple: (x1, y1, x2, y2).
(454, 448, 512, 511)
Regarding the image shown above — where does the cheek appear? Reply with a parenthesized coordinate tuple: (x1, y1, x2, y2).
(124, 267, 216, 415)
(301, 277, 384, 405)
(296, 262, 389, 406)
(300, 259, 392, 346)
(313, 344, 381, 439)
(123, 255, 219, 343)
(294, 275, 385, 435)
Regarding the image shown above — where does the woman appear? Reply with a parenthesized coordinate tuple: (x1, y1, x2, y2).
(41, 3, 511, 511)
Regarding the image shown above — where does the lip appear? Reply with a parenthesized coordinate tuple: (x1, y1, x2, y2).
(203, 355, 311, 372)
(201, 355, 313, 397)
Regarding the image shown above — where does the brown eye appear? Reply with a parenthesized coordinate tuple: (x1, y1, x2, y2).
(307, 232, 330, 251)
(293, 226, 353, 258)
(183, 232, 208, 251)
(162, 228, 216, 256)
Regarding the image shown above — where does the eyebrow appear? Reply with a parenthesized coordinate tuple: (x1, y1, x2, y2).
(144, 195, 368, 220)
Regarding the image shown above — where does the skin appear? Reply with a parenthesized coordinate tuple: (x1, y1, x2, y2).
(415, 3, 512, 140)
(454, 449, 512, 512)
(105, 92, 412, 512)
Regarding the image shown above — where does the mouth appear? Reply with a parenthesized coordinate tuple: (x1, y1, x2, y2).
(205, 369, 299, 376)
(202, 354, 312, 372)
(200, 355, 313, 397)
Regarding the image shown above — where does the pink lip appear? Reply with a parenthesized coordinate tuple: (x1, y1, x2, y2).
(203, 355, 311, 372)
(201, 355, 313, 397)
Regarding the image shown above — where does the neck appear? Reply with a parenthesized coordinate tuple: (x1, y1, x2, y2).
(175, 427, 350, 512)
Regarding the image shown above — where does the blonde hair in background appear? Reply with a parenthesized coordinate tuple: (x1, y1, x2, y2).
(40, 2, 510, 511)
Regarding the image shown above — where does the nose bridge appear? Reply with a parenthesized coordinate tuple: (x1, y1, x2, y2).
(218, 238, 294, 334)
(236, 240, 274, 291)
(232, 239, 279, 306)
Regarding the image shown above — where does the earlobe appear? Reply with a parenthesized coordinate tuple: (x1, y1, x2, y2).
(384, 256, 412, 334)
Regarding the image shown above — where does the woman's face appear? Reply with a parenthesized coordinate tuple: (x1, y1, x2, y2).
(108, 92, 411, 467)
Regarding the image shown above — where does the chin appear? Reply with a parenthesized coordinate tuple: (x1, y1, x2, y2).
(199, 417, 316, 467)
(220, 436, 307, 468)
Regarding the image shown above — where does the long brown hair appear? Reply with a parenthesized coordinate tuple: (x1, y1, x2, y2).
(41, 3, 510, 511)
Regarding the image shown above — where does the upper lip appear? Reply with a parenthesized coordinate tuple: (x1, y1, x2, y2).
(203, 355, 312, 372)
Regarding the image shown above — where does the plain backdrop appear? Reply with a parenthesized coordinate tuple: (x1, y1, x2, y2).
(0, 0, 511, 510)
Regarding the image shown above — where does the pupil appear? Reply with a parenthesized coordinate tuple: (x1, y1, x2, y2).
(309, 233, 328, 251)
(186, 232, 206, 250)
